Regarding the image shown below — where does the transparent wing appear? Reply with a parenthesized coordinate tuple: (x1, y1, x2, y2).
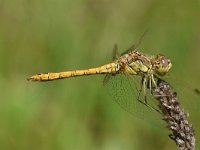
(112, 44, 120, 60)
(159, 75, 200, 114)
(158, 75, 200, 143)
(104, 73, 165, 127)
(121, 30, 148, 55)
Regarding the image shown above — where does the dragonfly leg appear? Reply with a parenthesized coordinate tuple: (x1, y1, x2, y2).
(138, 76, 162, 114)
(136, 77, 143, 103)
(149, 74, 157, 94)
(149, 76, 152, 94)
(152, 75, 157, 87)
(142, 76, 147, 104)
(139, 76, 161, 114)
(137, 76, 147, 105)
(139, 75, 162, 114)
(138, 99, 162, 114)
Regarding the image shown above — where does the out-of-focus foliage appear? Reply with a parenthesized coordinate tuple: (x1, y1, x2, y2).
(0, 0, 200, 150)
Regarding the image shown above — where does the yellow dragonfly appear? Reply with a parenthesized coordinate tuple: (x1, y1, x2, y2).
(28, 37, 172, 126)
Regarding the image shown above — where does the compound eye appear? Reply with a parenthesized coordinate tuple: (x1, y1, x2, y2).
(161, 57, 169, 68)
(154, 54, 172, 76)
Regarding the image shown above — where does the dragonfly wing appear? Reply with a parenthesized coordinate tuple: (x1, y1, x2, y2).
(121, 30, 148, 55)
(158, 74, 200, 114)
(112, 44, 120, 60)
(104, 73, 165, 128)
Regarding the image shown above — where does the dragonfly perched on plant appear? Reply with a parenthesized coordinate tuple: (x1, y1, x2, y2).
(28, 35, 173, 126)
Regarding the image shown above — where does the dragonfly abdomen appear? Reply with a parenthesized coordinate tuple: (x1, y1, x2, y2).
(27, 62, 118, 81)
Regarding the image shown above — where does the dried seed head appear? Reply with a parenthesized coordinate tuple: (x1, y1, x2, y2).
(153, 78, 195, 150)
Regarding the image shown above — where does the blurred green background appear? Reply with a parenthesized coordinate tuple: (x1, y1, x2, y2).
(0, 0, 200, 149)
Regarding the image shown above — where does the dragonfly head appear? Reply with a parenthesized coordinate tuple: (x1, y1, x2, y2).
(153, 54, 172, 76)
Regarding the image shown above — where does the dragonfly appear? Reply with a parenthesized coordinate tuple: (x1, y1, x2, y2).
(27, 36, 173, 126)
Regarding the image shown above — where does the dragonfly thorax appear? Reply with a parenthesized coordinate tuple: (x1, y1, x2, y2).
(117, 51, 153, 75)
(115, 51, 172, 79)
